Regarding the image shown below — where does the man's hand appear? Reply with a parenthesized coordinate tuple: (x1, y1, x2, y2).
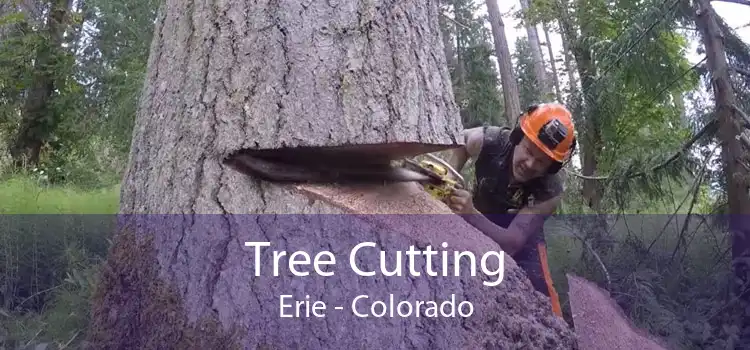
(446, 188, 477, 215)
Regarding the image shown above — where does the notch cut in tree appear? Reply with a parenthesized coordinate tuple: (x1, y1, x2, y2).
(86, 0, 578, 349)
(117, 0, 474, 214)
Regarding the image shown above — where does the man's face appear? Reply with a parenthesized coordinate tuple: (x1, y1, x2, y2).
(511, 137, 555, 182)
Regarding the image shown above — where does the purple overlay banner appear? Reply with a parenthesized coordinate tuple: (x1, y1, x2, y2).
(2, 213, 743, 347)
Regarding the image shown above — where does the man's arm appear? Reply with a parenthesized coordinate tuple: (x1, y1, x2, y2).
(504, 195, 561, 250)
(498, 175, 563, 253)
(452, 173, 563, 255)
(460, 195, 560, 255)
(447, 127, 484, 173)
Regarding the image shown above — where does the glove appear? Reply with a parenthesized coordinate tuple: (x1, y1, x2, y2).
(446, 188, 476, 215)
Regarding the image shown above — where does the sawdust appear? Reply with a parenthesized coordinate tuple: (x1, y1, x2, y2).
(295, 182, 451, 214)
(294, 182, 504, 254)
(567, 273, 670, 350)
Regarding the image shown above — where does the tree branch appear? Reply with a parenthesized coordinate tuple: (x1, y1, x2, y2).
(440, 12, 470, 30)
(731, 66, 750, 78)
(568, 119, 718, 181)
(712, 0, 750, 6)
(734, 104, 750, 127)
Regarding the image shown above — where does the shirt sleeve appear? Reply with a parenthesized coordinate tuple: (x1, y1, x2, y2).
(477, 126, 513, 160)
(481, 126, 509, 148)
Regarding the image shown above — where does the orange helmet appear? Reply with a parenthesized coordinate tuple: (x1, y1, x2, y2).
(518, 103, 576, 163)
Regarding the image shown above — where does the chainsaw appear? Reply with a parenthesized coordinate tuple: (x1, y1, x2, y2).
(223, 147, 466, 203)
(398, 154, 466, 202)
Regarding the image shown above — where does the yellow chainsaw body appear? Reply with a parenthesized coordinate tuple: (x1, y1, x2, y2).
(414, 159, 460, 202)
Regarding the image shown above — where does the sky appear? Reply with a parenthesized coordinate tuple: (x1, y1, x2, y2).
(474, 1, 749, 170)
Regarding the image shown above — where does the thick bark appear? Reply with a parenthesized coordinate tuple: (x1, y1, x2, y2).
(485, 0, 521, 125)
(118, 0, 466, 214)
(695, 0, 750, 346)
(519, 0, 550, 101)
(542, 23, 563, 103)
(87, 0, 577, 349)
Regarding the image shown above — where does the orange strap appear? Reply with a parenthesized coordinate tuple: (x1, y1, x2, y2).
(537, 242, 563, 318)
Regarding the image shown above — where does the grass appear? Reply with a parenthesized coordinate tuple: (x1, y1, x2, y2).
(0, 175, 119, 349)
(0, 176, 120, 214)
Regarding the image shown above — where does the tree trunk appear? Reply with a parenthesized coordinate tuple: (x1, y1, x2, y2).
(453, 0, 466, 87)
(542, 23, 563, 103)
(559, 23, 578, 101)
(519, 0, 550, 101)
(554, 0, 611, 284)
(438, 1, 456, 73)
(86, 1, 577, 349)
(695, 0, 750, 346)
(10, 0, 71, 167)
(485, 0, 521, 125)
(555, 3, 601, 211)
(673, 91, 688, 124)
(574, 46, 604, 214)
(116, 0, 469, 215)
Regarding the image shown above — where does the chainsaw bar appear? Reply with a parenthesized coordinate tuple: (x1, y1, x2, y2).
(224, 151, 433, 184)
(400, 158, 444, 182)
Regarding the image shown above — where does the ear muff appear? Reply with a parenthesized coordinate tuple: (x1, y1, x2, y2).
(510, 126, 523, 145)
(509, 104, 539, 145)
(525, 104, 540, 116)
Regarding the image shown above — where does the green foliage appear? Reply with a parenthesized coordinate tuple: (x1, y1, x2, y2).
(83, 0, 160, 154)
(2, 245, 102, 349)
(0, 16, 38, 133)
(0, 0, 157, 343)
(458, 44, 504, 127)
(513, 37, 543, 108)
(546, 210, 736, 350)
(0, 0, 158, 188)
(516, 0, 746, 346)
(551, 0, 701, 213)
(447, 0, 505, 127)
(698, 17, 750, 214)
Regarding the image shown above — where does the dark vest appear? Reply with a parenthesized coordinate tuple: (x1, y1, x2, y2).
(471, 126, 561, 297)
(472, 126, 548, 223)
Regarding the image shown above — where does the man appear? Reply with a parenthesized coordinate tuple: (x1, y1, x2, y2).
(444, 103, 577, 318)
